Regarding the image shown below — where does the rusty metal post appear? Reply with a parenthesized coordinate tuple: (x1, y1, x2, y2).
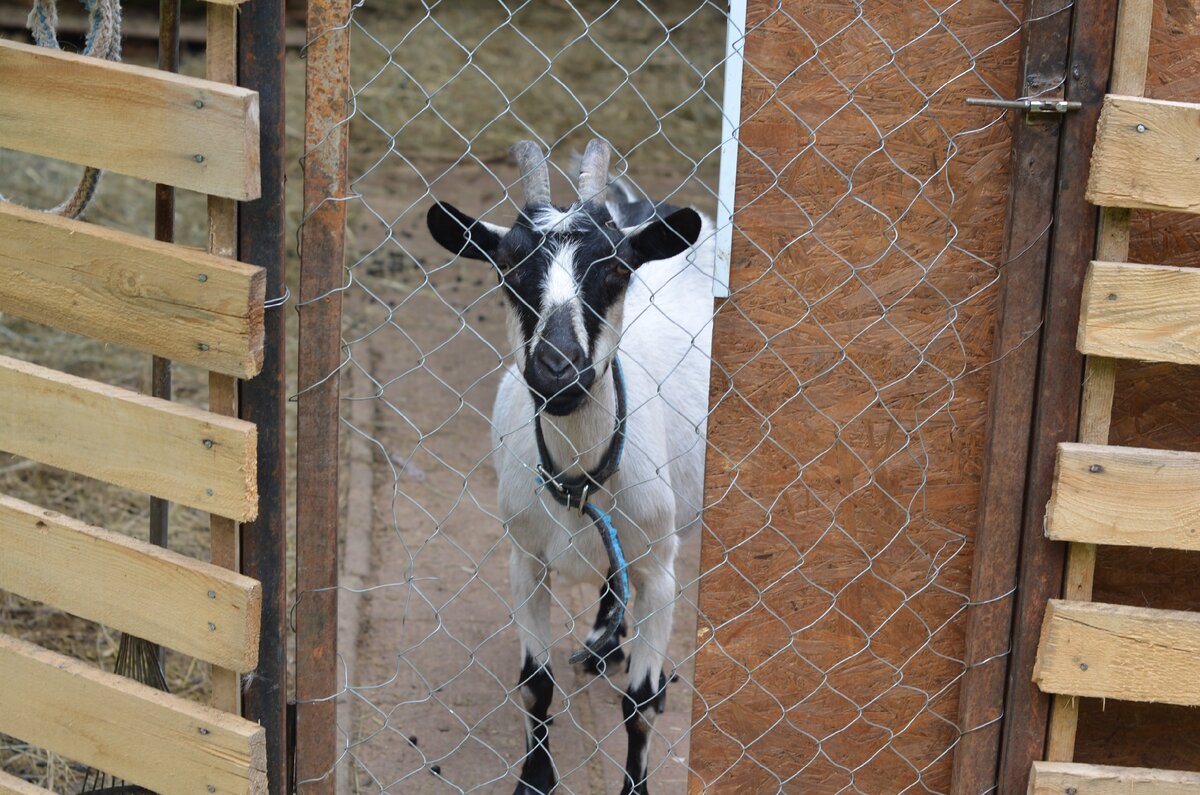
(238, 0, 289, 791)
(294, 0, 351, 790)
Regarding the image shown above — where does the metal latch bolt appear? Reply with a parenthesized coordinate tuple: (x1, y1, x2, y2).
(965, 97, 1082, 114)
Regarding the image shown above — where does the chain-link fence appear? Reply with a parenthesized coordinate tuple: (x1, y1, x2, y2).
(296, 1, 1036, 791)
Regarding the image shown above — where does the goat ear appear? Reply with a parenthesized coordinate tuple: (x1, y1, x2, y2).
(625, 208, 701, 268)
(427, 201, 507, 262)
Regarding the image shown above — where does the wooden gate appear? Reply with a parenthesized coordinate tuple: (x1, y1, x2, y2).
(0, 1, 280, 789)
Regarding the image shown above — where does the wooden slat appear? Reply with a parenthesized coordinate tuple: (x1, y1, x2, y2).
(0, 634, 266, 795)
(1087, 95, 1200, 215)
(0, 770, 50, 795)
(1048, 443, 1200, 551)
(0, 38, 260, 200)
(0, 355, 258, 521)
(1034, 599, 1200, 706)
(1030, 762, 1200, 795)
(0, 203, 265, 378)
(1079, 261, 1200, 366)
(0, 495, 260, 671)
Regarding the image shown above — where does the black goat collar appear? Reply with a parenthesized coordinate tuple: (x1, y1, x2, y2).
(533, 355, 628, 514)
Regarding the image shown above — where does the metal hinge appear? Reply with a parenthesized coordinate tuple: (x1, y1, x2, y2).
(966, 97, 1082, 114)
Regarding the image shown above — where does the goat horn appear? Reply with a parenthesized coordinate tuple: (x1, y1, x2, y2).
(511, 140, 552, 206)
(577, 138, 611, 203)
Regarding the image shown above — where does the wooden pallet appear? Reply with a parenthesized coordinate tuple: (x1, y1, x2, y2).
(0, 0, 265, 791)
(1031, 0, 1200, 787)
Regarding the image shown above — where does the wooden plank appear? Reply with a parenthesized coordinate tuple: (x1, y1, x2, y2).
(0, 634, 266, 794)
(1034, 599, 1200, 706)
(1048, 443, 1200, 551)
(0, 38, 260, 200)
(1030, 762, 1200, 795)
(0, 355, 258, 521)
(1079, 261, 1200, 366)
(0, 203, 265, 378)
(1087, 95, 1200, 215)
(0, 770, 50, 795)
(0, 494, 260, 671)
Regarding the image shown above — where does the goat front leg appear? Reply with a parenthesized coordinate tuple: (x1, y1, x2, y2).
(621, 561, 675, 795)
(511, 549, 557, 795)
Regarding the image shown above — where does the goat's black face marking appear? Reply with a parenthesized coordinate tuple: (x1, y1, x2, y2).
(426, 199, 702, 416)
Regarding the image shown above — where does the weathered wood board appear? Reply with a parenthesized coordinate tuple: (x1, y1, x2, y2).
(0, 634, 266, 794)
(0, 769, 49, 795)
(1087, 95, 1200, 215)
(0, 202, 265, 378)
(1047, 442, 1200, 551)
(1034, 599, 1200, 706)
(688, 0, 1022, 790)
(0, 494, 260, 671)
(0, 355, 258, 521)
(1030, 761, 1200, 795)
(0, 38, 260, 199)
(1079, 261, 1200, 365)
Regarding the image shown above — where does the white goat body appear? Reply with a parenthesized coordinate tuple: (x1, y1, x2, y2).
(492, 211, 715, 680)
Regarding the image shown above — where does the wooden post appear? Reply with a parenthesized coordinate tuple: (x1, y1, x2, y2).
(238, 0, 290, 789)
(207, 0, 242, 718)
(1042, 0, 1153, 765)
(949, 1, 1075, 789)
(992, 0, 1122, 787)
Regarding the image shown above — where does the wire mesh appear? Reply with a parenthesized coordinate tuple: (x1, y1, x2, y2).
(295, 1, 1049, 791)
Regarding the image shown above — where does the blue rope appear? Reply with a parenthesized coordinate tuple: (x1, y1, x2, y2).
(609, 356, 628, 466)
(595, 507, 629, 601)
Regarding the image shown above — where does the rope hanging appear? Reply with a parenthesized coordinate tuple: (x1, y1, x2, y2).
(0, 0, 122, 218)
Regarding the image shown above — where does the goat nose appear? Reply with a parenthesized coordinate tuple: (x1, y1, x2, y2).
(536, 345, 583, 379)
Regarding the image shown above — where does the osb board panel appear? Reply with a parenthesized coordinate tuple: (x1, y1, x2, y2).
(1077, 0, 1200, 773)
(688, 1, 1023, 791)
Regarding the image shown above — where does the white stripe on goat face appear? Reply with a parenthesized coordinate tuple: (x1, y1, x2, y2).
(534, 241, 588, 356)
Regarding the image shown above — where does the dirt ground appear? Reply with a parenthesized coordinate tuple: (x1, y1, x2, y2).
(332, 163, 711, 793)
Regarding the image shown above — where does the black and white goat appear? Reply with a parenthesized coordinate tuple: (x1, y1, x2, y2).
(427, 139, 713, 795)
